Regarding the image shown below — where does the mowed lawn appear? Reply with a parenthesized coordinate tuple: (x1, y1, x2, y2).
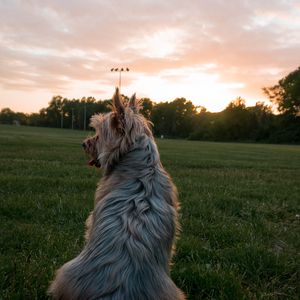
(0, 124, 299, 300)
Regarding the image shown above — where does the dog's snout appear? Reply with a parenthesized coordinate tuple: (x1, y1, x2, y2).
(82, 142, 87, 149)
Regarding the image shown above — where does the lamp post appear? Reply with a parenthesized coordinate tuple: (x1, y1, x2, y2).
(83, 101, 86, 131)
(71, 108, 74, 130)
(61, 110, 63, 129)
(110, 67, 130, 91)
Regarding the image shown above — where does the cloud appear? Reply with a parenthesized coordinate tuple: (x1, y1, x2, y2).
(0, 0, 300, 112)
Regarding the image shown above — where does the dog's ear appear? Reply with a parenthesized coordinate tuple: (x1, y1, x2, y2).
(112, 87, 125, 116)
(111, 87, 125, 132)
(128, 93, 138, 113)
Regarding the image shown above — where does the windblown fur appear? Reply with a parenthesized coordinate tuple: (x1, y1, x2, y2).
(48, 88, 185, 300)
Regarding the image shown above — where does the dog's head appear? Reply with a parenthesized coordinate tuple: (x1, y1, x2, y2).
(82, 87, 153, 170)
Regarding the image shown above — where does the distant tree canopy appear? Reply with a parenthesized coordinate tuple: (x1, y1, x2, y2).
(30, 96, 111, 129)
(263, 66, 300, 116)
(262, 66, 300, 142)
(1, 66, 300, 143)
(151, 98, 196, 138)
(0, 108, 27, 125)
(189, 99, 276, 142)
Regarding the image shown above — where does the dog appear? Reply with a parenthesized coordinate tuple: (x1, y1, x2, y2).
(48, 88, 185, 300)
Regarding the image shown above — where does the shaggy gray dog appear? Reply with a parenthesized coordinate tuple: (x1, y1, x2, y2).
(48, 88, 185, 300)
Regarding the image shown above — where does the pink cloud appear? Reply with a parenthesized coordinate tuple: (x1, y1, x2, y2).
(0, 0, 299, 112)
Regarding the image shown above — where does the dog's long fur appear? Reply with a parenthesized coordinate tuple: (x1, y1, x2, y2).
(48, 88, 185, 300)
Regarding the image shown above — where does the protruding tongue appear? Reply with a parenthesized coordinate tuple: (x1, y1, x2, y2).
(88, 159, 96, 166)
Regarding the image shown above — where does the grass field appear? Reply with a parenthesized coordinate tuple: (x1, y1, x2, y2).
(0, 124, 299, 300)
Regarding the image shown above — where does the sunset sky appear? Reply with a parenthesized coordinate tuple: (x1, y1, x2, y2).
(1, 0, 300, 113)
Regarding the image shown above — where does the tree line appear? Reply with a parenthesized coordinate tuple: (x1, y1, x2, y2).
(1, 66, 299, 143)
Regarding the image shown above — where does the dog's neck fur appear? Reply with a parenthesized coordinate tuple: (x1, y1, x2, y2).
(96, 134, 176, 210)
(103, 134, 160, 177)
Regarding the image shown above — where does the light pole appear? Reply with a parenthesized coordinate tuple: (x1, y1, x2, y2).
(61, 110, 63, 129)
(83, 101, 86, 131)
(110, 67, 130, 91)
(71, 108, 74, 130)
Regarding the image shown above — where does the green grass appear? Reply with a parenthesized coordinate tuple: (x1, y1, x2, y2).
(0, 124, 299, 300)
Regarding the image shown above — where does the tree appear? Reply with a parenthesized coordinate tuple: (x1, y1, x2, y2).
(246, 102, 274, 140)
(263, 66, 300, 116)
(44, 95, 64, 127)
(0, 108, 16, 124)
(140, 98, 153, 119)
(219, 97, 252, 140)
(151, 98, 197, 138)
(189, 108, 217, 141)
(0, 108, 27, 125)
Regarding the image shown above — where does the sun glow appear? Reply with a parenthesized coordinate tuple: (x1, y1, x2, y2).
(124, 66, 246, 112)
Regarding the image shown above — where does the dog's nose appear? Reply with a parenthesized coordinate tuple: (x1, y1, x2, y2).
(82, 142, 86, 149)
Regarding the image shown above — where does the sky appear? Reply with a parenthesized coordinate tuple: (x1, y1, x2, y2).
(0, 0, 300, 113)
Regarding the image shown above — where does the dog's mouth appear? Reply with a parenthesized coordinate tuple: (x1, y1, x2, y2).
(88, 158, 101, 168)
(82, 140, 101, 168)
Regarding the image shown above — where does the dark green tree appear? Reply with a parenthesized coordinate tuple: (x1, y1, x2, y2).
(0, 108, 27, 125)
(140, 98, 153, 119)
(43, 95, 64, 127)
(151, 98, 197, 138)
(263, 66, 300, 116)
(246, 102, 274, 140)
(28, 113, 43, 127)
(219, 97, 252, 140)
(0, 108, 16, 124)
